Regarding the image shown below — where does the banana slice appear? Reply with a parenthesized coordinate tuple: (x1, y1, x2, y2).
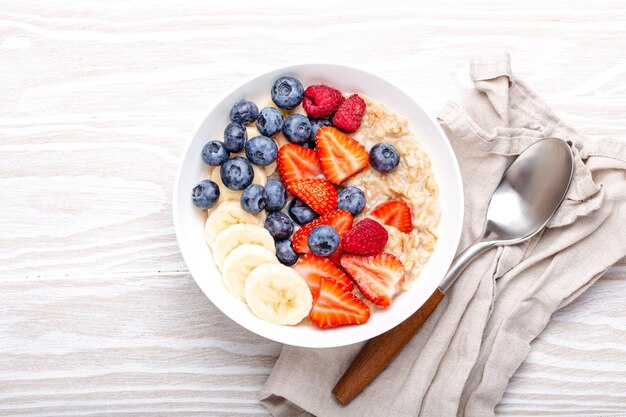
(204, 201, 265, 248)
(222, 244, 278, 301)
(245, 264, 313, 325)
(212, 224, 275, 270)
(210, 164, 267, 201)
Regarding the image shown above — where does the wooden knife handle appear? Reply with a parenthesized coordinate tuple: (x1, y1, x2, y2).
(332, 288, 445, 405)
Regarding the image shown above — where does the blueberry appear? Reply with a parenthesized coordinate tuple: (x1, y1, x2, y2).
(256, 107, 284, 137)
(275, 239, 299, 266)
(283, 114, 312, 145)
(230, 99, 259, 124)
(309, 118, 332, 140)
(223, 122, 247, 152)
(245, 135, 278, 166)
(264, 179, 287, 212)
(201, 140, 229, 166)
(220, 156, 254, 190)
(288, 197, 319, 225)
(337, 187, 366, 216)
(370, 143, 400, 173)
(271, 77, 304, 110)
(264, 211, 294, 239)
(192, 179, 220, 209)
(307, 225, 340, 257)
(240, 184, 266, 214)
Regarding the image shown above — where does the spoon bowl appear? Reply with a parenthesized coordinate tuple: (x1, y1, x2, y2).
(484, 138, 575, 243)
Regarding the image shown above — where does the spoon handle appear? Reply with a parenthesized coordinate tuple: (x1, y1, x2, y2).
(438, 240, 495, 292)
(332, 288, 444, 405)
(332, 240, 495, 405)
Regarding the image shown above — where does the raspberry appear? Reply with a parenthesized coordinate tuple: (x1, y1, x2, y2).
(342, 218, 388, 255)
(302, 85, 345, 118)
(332, 94, 366, 133)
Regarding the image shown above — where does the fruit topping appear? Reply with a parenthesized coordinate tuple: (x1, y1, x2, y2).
(316, 126, 369, 185)
(369, 200, 413, 233)
(340, 253, 405, 307)
(230, 99, 259, 125)
(244, 135, 279, 166)
(302, 85, 345, 118)
(370, 143, 400, 173)
(337, 186, 366, 216)
(309, 277, 370, 328)
(293, 253, 353, 297)
(192, 179, 220, 209)
(272, 77, 304, 110)
(332, 94, 366, 133)
(220, 156, 254, 190)
(287, 178, 337, 215)
(342, 218, 388, 255)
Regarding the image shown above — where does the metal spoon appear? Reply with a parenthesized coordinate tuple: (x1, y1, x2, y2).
(333, 138, 575, 405)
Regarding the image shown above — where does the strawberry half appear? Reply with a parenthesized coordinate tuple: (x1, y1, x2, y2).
(316, 126, 369, 185)
(309, 277, 370, 328)
(293, 254, 353, 298)
(292, 209, 353, 254)
(340, 253, 405, 307)
(277, 144, 322, 184)
(369, 200, 413, 233)
(288, 178, 337, 215)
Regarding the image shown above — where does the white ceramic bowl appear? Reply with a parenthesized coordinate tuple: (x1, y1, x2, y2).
(173, 64, 463, 348)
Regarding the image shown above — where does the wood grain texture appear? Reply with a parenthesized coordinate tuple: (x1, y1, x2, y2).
(1, 0, 625, 415)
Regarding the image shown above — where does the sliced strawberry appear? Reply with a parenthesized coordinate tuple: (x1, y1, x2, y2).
(277, 144, 322, 184)
(292, 209, 353, 254)
(369, 200, 413, 233)
(309, 277, 370, 328)
(293, 254, 353, 298)
(316, 126, 369, 185)
(340, 253, 405, 307)
(288, 178, 337, 215)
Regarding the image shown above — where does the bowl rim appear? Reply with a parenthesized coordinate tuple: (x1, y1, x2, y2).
(173, 63, 464, 348)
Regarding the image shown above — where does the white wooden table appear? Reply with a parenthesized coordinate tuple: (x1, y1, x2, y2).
(1, 1, 625, 415)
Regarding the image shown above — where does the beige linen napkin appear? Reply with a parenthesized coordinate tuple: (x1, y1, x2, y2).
(260, 53, 626, 417)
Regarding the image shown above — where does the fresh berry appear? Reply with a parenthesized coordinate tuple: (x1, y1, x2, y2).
(369, 200, 413, 233)
(271, 77, 304, 110)
(340, 253, 405, 307)
(240, 184, 266, 214)
(288, 197, 319, 225)
(309, 118, 333, 140)
(370, 143, 400, 173)
(223, 122, 247, 152)
(256, 107, 284, 137)
(192, 179, 220, 209)
(307, 225, 340, 257)
(316, 126, 369, 185)
(229, 99, 259, 125)
(342, 218, 388, 255)
(292, 209, 353, 253)
(287, 178, 337, 215)
(302, 85, 345, 118)
(337, 187, 366, 216)
(264, 179, 287, 212)
(293, 254, 353, 297)
(275, 239, 299, 266)
(245, 136, 278, 166)
(309, 278, 370, 328)
(264, 211, 294, 239)
(220, 156, 254, 190)
(332, 94, 366, 133)
(201, 140, 229, 166)
(277, 144, 321, 184)
(283, 114, 312, 145)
